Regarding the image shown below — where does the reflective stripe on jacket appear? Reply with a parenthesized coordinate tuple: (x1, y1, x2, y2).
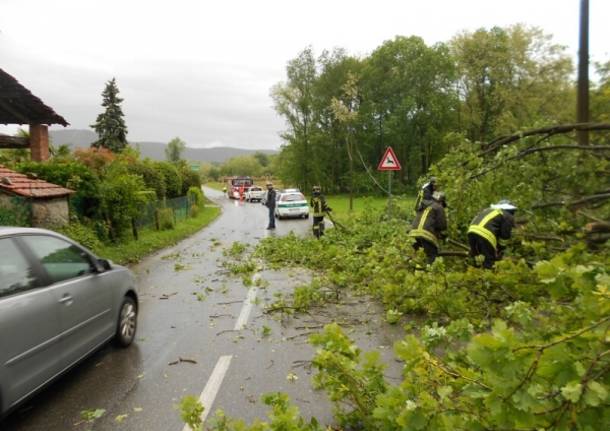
(414, 182, 434, 212)
(467, 208, 514, 249)
(409, 202, 447, 248)
(310, 196, 328, 217)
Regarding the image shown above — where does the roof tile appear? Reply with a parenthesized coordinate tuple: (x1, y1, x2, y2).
(0, 165, 74, 198)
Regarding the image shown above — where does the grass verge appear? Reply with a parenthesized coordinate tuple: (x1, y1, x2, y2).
(93, 206, 221, 265)
(325, 194, 415, 219)
(204, 181, 225, 191)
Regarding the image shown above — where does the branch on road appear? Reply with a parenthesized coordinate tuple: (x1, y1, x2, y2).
(217, 300, 244, 305)
(216, 329, 239, 336)
(168, 357, 198, 365)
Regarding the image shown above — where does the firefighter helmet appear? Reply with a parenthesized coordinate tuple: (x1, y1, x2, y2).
(491, 199, 517, 211)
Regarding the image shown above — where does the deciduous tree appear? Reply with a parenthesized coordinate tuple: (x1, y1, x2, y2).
(165, 137, 186, 163)
(451, 25, 573, 143)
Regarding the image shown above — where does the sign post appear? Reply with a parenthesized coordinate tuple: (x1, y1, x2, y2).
(377, 147, 401, 215)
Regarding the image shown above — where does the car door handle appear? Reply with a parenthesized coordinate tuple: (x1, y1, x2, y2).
(59, 294, 73, 305)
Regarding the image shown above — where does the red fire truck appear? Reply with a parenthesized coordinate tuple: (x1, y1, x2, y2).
(226, 176, 253, 199)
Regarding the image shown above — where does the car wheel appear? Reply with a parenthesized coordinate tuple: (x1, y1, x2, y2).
(115, 296, 137, 347)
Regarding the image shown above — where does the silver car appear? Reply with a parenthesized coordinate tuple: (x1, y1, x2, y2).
(0, 227, 138, 418)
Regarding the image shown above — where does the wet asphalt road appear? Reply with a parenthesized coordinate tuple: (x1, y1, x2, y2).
(2, 187, 402, 431)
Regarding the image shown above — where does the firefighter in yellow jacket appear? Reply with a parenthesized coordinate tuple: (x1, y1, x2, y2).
(310, 185, 331, 239)
(414, 176, 437, 212)
(467, 200, 517, 269)
(409, 191, 447, 263)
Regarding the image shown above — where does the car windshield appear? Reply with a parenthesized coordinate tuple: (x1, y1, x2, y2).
(232, 179, 252, 186)
(250, 187, 262, 191)
(281, 193, 305, 202)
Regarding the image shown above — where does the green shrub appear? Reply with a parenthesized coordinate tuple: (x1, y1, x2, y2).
(92, 219, 111, 243)
(179, 168, 202, 195)
(56, 222, 102, 251)
(187, 186, 204, 207)
(189, 204, 200, 218)
(99, 168, 150, 241)
(155, 162, 183, 198)
(128, 160, 167, 199)
(157, 207, 175, 230)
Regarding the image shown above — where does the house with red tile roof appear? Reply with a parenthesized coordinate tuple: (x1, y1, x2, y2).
(0, 165, 74, 227)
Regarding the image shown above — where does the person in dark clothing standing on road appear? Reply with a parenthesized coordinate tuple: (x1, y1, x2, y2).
(414, 177, 437, 212)
(265, 182, 277, 230)
(310, 185, 331, 239)
(409, 191, 447, 264)
(467, 200, 517, 269)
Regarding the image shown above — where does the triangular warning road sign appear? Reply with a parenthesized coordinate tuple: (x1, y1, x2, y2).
(377, 146, 401, 171)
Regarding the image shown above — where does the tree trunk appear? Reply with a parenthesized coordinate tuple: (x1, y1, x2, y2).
(347, 136, 354, 211)
(131, 219, 139, 241)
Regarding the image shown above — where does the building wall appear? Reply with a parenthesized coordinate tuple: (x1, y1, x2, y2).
(0, 193, 32, 226)
(31, 197, 70, 228)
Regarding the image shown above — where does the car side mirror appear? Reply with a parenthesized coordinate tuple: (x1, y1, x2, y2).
(97, 259, 112, 272)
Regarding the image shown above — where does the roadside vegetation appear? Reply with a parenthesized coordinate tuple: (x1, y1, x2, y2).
(179, 22, 610, 430)
(183, 123, 610, 430)
(204, 181, 226, 191)
(325, 195, 412, 219)
(91, 204, 220, 264)
(1, 78, 218, 264)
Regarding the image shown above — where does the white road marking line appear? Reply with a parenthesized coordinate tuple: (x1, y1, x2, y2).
(234, 274, 260, 330)
(182, 355, 233, 431)
(182, 273, 260, 429)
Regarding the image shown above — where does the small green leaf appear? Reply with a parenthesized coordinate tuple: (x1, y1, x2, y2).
(561, 381, 582, 403)
(584, 381, 608, 407)
(437, 385, 453, 400)
(80, 408, 106, 422)
(574, 361, 586, 377)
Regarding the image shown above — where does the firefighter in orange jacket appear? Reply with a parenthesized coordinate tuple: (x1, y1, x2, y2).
(467, 200, 517, 269)
(409, 191, 447, 264)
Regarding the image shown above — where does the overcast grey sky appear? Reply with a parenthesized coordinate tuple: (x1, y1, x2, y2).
(1, 0, 608, 149)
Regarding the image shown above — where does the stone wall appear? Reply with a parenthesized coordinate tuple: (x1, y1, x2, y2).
(0, 193, 32, 226)
(31, 197, 69, 228)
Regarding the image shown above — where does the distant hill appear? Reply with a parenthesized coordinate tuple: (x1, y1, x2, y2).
(49, 129, 277, 163)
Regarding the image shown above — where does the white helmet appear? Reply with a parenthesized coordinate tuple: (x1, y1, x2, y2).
(491, 199, 517, 211)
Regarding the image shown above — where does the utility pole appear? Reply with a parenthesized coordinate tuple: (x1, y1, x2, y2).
(577, 0, 590, 145)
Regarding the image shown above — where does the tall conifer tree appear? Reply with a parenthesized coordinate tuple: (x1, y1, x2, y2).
(91, 78, 128, 152)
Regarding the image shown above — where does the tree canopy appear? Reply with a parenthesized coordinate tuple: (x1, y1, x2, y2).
(272, 24, 581, 193)
(165, 137, 186, 163)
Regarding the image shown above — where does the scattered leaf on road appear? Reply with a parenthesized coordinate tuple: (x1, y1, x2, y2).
(80, 408, 106, 422)
(286, 372, 299, 383)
